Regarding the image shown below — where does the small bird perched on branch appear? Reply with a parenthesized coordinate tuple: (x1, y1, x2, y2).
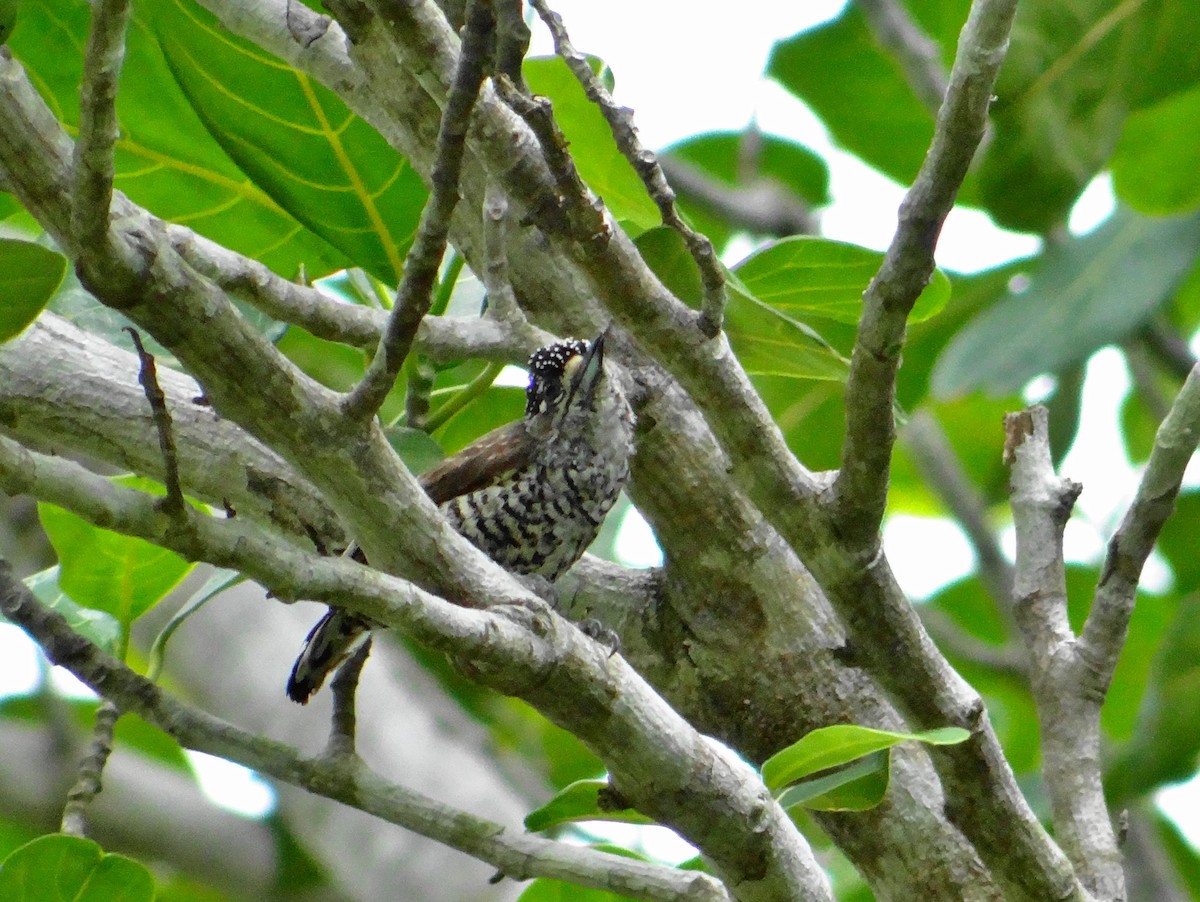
(287, 332, 636, 703)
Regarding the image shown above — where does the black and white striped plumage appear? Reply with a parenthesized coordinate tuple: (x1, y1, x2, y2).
(287, 333, 635, 703)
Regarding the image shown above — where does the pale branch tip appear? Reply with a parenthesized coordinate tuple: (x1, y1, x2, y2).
(529, 0, 727, 336)
(342, 0, 494, 423)
(1002, 403, 1126, 898)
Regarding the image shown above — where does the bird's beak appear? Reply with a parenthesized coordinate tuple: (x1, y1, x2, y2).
(560, 331, 607, 416)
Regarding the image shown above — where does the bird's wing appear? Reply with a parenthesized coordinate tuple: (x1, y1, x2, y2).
(418, 419, 534, 504)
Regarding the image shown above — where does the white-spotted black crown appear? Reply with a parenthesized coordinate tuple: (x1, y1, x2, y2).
(525, 338, 589, 417)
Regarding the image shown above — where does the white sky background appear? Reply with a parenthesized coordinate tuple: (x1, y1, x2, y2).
(2, 0, 1198, 874)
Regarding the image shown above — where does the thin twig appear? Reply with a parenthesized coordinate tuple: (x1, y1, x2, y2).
(1083, 364, 1200, 683)
(659, 156, 818, 237)
(71, 0, 131, 256)
(59, 699, 121, 837)
(1142, 318, 1197, 380)
(326, 637, 372, 758)
(0, 563, 730, 902)
(124, 328, 186, 515)
(833, 0, 1018, 547)
(530, 0, 727, 336)
(342, 0, 494, 422)
(858, 0, 949, 115)
(918, 608, 1027, 679)
(494, 74, 607, 243)
(493, 0, 530, 91)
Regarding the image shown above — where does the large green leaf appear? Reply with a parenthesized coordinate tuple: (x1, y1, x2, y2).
(665, 131, 829, 207)
(524, 56, 660, 233)
(636, 228, 849, 381)
(10, 0, 346, 278)
(767, 6, 945, 198)
(733, 235, 951, 325)
(0, 834, 154, 902)
(0, 0, 19, 45)
(771, 0, 1200, 233)
(147, 0, 426, 283)
(1112, 84, 1200, 215)
(979, 0, 1200, 231)
(38, 476, 194, 629)
(933, 209, 1200, 397)
(0, 238, 66, 341)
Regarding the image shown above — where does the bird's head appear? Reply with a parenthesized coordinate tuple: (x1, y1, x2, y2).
(524, 333, 607, 437)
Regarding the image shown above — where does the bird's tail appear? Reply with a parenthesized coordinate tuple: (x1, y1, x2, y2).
(286, 607, 372, 704)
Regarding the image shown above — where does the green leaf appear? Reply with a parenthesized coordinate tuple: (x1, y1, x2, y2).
(0, 238, 67, 341)
(634, 228, 849, 381)
(733, 236, 951, 325)
(524, 779, 653, 832)
(978, 0, 1200, 231)
(777, 754, 891, 812)
(146, 0, 424, 283)
(1112, 84, 1200, 215)
(761, 724, 969, 793)
(385, 427, 447, 477)
(933, 208, 1200, 397)
(524, 56, 660, 233)
(10, 0, 346, 279)
(38, 476, 194, 629)
(17, 566, 122, 655)
(0, 834, 155, 902)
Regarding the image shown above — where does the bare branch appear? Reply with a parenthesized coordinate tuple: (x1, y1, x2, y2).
(71, 0, 131, 255)
(0, 561, 732, 902)
(529, 0, 727, 336)
(343, 0, 493, 422)
(0, 438, 831, 901)
(326, 638, 372, 758)
(169, 224, 537, 360)
(1083, 364, 1200, 683)
(59, 700, 121, 837)
(858, 0, 949, 114)
(834, 0, 1017, 545)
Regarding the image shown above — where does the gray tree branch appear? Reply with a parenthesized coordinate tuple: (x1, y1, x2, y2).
(0, 561, 733, 902)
